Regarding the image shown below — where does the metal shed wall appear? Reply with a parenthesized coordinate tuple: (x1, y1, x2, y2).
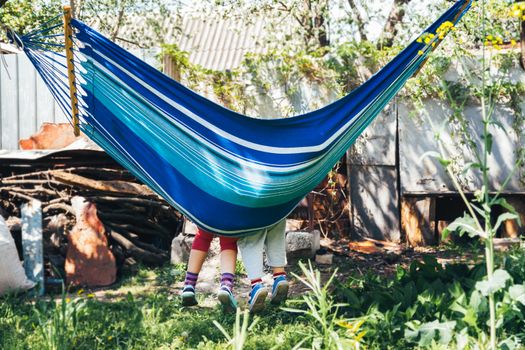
(0, 54, 67, 150)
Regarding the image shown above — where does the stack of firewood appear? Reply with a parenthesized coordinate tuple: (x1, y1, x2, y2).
(0, 166, 183, 276)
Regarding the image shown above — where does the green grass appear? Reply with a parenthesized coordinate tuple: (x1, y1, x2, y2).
(2, 246, 525, 349)
(0, 264, 304, 350)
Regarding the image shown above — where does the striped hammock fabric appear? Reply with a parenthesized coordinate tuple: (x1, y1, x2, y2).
(14, 0, 472, 236)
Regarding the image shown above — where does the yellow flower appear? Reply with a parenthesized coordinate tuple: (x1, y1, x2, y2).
(418, 50, 424, 56)
(65, 298, 71, 303)
(494, 44, 501, 50)
(77, 289, 84, 296)
(486, 34, 493, 40)
(87, 293, 95, 298)
(512, 9, 522, 17)
(431, 42, 436, 47)
(416, 37, 423, 43)
(424, 38, 431, 44)
(108, 336, 113, 341)
(511, 39, 517, 46)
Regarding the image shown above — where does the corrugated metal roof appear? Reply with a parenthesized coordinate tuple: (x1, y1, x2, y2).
(175, 17, 268, 71)
(0, 43, 20, 54)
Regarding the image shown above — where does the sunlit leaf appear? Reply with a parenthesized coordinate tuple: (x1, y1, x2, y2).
(475, 269, 512, 296)
(509, 284, 525, 305)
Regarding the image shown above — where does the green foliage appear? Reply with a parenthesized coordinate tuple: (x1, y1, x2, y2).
(335, 252, 525, 348)
(283, 261, 364, 349)
(213, 309, 258, 350)
(34, 287, 87, 350)
(0, 0, 62, 36)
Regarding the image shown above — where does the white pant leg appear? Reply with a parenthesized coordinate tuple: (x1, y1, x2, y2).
(237, 228, 267, 280)
(265, 219, 287, 268)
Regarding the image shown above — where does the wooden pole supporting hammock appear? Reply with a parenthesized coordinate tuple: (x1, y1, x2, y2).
(63, 5, 80, 137)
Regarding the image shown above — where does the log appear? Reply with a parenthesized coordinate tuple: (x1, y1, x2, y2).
(106, 223, 170, 239)
(43, 203, 75, 215)
(108, 229, 166, 266)
(98, 212, 172, 237)
(50, 171, 155, 197)
(87, 196, 172, 209)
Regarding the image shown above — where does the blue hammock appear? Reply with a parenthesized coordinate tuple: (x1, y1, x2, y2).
(15, 0, 472, 236)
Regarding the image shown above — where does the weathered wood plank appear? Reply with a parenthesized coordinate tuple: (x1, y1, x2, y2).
(21, 199, 44, 295)
(18, 55, 37, 142)
(399, 100, 525, 194)
(1, 54, 19, 150)
(347, 105, 396, 166)
(349, 165, 400, 242)
(401, 197, 437, 246)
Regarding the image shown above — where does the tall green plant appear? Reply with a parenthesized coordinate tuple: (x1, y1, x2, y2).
(283, 261, 365, 349)
(35, 287, 86, 350)
(213, 308, 258, 350)
(426, 1, 525, 348)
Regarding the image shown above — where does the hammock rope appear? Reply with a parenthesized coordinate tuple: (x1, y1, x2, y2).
(12, 0, 473, 236)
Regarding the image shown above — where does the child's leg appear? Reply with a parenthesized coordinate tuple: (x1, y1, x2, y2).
(182, 228, 214, 306)
(217, 236, 238, 312)
(265, 219, 287, 270)
(237, 230, 266, 282)
(185, 228, 214, 278)
(264, 219, 289, 304)
(238, 229, 269, 312)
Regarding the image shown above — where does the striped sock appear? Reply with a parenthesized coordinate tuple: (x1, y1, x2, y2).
(220, 273, 235, 291)
(184, 271, 198, 288)
(250, 278, 263, 289)
(273, 272, 286, 280)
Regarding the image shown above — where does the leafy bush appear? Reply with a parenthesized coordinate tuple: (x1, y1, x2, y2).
(335, 249, 525, 349)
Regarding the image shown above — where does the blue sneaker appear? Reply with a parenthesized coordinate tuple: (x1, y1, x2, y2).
(181, 285, 198, 306)
(218, 286, 237, 313)
(248, 283, 268, 313)
(270, 275, 289, 305)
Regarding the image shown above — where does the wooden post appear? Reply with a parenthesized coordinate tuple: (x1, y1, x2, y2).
(163, 54, 182, 81)
(63, 5, 80, 136)
(22, 200, 44, 296)
(401, 196, 437, 246)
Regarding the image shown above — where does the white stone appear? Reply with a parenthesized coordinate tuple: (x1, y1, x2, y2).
(286, 230, 321, 259)
(315, 253, 333, 265)
(170, 234, 194, 264)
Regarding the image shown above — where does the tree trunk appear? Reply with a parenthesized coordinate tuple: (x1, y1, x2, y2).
(381, 0, 411, 47)
(347, 0, 368, 41)
(69, 0, 76, 18)
(520, 21, 525, 69)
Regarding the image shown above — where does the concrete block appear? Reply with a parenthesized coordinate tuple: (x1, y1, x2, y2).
(182, 219, 198, 235)
(171, 234, 194, 264)
(286, 230, 320, 259)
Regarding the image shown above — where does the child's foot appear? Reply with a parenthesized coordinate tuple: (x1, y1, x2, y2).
(248, 283, 268, 313)
(217, 286, 237, 313)
(181, 285, 198, 306)
(271, 275, 289, 305)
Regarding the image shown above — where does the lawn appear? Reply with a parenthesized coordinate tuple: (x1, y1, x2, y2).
(2, 244, 525, 349)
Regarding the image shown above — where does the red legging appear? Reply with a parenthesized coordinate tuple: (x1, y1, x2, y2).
(191, 228, 238, 252)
